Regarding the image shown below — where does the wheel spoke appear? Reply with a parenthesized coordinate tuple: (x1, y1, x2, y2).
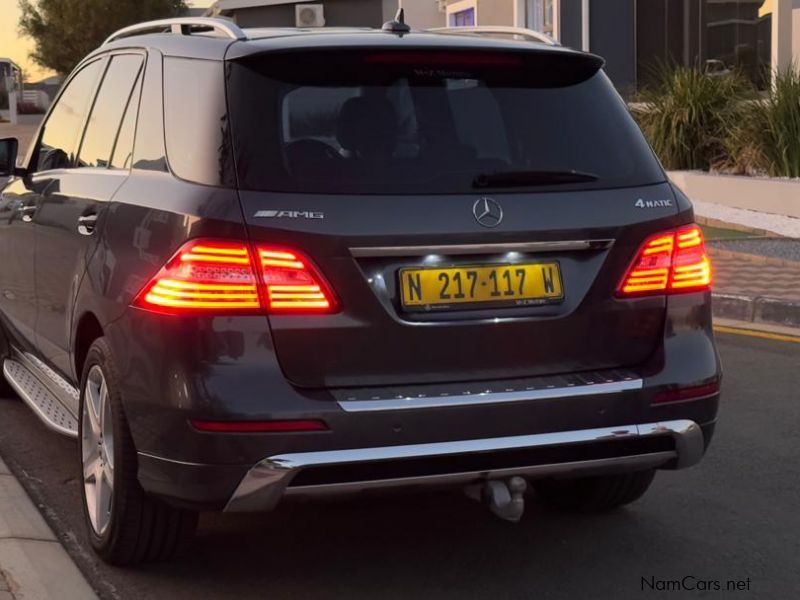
(98, 378, 108, 433)
(95, 468, 112, 533)
(104, 453, 114, 478)
(102, 435, 114, 472)
(85, 376, 101, 437)
(83, 451, 101, 483)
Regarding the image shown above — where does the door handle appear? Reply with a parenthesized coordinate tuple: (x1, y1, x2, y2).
(19, 204, 37, 223)
(77, 213, 98, 236)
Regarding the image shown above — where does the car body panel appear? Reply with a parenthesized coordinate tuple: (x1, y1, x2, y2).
(32, 168, 126, 376)
(0, 177, 39, 349)
(240, 184, 682, 387)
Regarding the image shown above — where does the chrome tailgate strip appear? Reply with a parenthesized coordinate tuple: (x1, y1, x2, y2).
(349, 239, 614, 257)
(338, 378, 643, 412)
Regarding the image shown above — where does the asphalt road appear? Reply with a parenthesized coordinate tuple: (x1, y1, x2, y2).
(0, 332, 798, 599)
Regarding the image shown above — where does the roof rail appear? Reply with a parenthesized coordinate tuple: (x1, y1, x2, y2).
(427, 26, 557, 46)
(103, 17, 247, 45)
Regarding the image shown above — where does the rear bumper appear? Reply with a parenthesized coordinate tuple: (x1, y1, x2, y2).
(110, 291, 721, 510)
(222, 419, 705, 512)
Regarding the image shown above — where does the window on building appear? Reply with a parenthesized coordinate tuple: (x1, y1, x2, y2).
(636, 0, 771, 90)
(449, 7, 475, 27)
(528, 0, 554, 35)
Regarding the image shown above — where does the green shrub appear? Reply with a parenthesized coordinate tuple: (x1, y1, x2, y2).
(752, 67, 800, 178)
(634, 65, 750, 171)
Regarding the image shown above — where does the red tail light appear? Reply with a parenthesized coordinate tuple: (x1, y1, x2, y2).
(257, 247, 337, 313)
(617, 225, 712, 297)
(364, 52, 523, 67)
(134, 241, 261, 312)
(653, 381, 720, 405)
(134, 240, 337, 314)
(190, 419, 328, 433)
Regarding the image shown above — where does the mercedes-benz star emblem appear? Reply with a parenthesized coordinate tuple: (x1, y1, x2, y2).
(472, 197, 503, 228)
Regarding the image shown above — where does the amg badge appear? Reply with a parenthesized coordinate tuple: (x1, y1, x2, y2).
(254, 210, 325, 219)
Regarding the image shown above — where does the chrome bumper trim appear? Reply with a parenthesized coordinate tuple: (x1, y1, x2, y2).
(224, 419, 704, 513)
(349, 239, 614, 258)
(283, 453, 676, 497)
(338, 378, 643, 412)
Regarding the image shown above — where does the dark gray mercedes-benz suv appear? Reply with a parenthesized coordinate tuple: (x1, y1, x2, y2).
(0, 16, 720, 565)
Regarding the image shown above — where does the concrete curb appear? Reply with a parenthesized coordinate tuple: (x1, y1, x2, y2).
(695, 215, 773, 237)
(712, 293, 800, 329)
(0, 457, 97, 600)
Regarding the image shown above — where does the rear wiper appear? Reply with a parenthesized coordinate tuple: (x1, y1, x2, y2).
(473, 170, 599, 188)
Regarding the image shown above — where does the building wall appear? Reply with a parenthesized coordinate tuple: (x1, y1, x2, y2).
(558, 0, 582, 49)
(476, 0, 514, 26)
(382, 0, 445, 29)
(590, 0, 635, 95)
(794, 2, 800, 64)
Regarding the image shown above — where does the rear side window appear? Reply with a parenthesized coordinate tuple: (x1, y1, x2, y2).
(227, 50, 665, 194)
(35, 60, 104, 172)
(110, 70, 143, 170)
(132, 50, 168, 172)
(163, 57, 235, 187)
(78, 54, 144, 168)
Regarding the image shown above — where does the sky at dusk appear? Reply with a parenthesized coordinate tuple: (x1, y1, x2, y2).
(0, 0, 211, 81)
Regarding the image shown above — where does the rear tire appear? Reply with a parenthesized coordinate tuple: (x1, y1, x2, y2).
(78, 338, 197, 565)
(533, 470, 656, 512)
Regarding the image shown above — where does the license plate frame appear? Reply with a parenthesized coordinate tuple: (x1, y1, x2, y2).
(399, 262, 564, 312)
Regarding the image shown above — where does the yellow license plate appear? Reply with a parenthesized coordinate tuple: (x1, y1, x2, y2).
(400, 263, 563, 310)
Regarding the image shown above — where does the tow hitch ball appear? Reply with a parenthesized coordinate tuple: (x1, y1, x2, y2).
(466, 476, 528, 522)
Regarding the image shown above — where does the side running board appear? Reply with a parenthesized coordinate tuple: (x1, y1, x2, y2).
(3, 358, 79, 438)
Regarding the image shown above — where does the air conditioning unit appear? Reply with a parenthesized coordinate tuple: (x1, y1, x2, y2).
(296, 4, 325, 27)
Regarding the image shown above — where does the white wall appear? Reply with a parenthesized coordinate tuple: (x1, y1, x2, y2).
(793, 3, 800, 65)
(669, 171, 800, 220)
(383, 0, 445, 29)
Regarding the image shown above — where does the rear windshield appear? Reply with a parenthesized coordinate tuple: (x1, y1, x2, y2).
(227, 50, 664, 194)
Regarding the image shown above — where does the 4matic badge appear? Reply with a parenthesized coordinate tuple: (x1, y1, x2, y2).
(254, 210, 324, 219)
(635, 198, 672, 208)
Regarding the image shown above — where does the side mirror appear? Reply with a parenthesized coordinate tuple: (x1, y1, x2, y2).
(0, 138, 20, 177)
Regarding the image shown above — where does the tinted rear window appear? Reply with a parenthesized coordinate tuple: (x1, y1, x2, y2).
(227, 50, 664, 194)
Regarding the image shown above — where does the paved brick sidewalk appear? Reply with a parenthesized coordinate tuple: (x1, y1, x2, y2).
(0, 568, 13, 600)
(708, 246, 800, 328)
(710, 249, 800, 301)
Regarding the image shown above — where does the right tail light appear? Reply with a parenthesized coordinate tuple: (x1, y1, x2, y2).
(617, 224, 712, 297)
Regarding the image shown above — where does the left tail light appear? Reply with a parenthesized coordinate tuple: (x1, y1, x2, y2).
(133, 239, 337, 314)
(617, 224, 712, 297)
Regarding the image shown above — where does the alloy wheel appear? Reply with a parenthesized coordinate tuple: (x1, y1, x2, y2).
(81, 364, 115, 536)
